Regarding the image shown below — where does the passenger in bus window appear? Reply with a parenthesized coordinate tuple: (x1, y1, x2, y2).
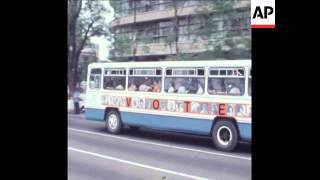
(139, 79, 152, 92)
(128, 83, 137, 91)
(228, 84, 241, 95)
(115, 79, 124, 90)
(104, 78, 114, 89)
(167, 81, 175, 93)
(216, 79, 227, 94)
(175, 79, 187, 93)
(177, 85, 187, 93)
(95, 76, 101, 89)
(151, 80, 161, 92)
(189, 78, 198, 94)
(208, 79, 216, 94)
(196, 83, 204, 94)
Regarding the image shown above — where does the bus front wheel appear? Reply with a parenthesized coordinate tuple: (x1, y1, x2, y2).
(212, 120, 238, 152)
(105, 110, 122, 134)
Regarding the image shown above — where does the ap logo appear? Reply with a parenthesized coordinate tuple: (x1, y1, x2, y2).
(251, 0, 275, 28)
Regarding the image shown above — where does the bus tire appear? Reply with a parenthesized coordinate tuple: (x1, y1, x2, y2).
(105, 110, 122, 134)
(212, 120, 238, 152)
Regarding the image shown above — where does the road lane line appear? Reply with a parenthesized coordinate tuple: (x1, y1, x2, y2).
(68, 147, 210, 180)
(68, 128, 251, 161)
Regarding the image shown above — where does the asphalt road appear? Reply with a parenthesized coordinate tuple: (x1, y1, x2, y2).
(68, 114, 251, 180)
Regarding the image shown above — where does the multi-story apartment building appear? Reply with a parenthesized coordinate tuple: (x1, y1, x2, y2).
(109, 0, 251, 61)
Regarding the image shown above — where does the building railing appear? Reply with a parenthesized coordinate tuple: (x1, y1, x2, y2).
(113, 15, 251, 44)
(113, 1, 202, 18)
(110, 34, 250, 58)
(111, 1, 250, 27)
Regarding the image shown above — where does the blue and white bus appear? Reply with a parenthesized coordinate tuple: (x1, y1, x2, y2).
(85, 60, 251, 151)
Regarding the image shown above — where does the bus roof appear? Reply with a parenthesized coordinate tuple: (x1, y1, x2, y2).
(88, 60, 251, 69)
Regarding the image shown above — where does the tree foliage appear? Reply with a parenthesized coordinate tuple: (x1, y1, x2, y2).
(68, 0, 109, 95)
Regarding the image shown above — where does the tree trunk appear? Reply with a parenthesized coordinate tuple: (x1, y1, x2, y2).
(68, 19, 92, 96)
(68, 0, 82, 96)
(68, 57, 75, 94)
(68, 67, 76, 97)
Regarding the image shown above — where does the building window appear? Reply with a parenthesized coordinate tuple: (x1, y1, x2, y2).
(224, 10, 251, 36)
(113, 9, 250, 45)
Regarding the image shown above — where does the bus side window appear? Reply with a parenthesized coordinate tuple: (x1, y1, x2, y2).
(208, 78, 244, 96)
(128, 77, 162, 92)
(103, 69, 126, 91)
(208, 78, 226, 95)
(165, 77, 205, 94)
(164, 68, 205, 94)
(104, 77, 114, 90)
(128, 68, 162, 93)
(165, 78, 176, 93)
(89, 68, 102, 89)
(208, 68, 245, 96)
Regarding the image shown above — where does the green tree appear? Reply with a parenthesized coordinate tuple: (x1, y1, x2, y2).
(68, 0, 109, 95)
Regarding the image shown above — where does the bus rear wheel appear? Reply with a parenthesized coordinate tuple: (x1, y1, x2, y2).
(105, 110, 122, 134)
(212, 120, 238, 152)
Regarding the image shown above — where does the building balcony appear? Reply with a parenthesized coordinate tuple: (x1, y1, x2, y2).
(110, 1, 250, 27)
(111, 35, 250, 58)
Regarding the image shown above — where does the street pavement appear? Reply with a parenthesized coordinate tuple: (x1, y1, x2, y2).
(68, 113, 251, 180)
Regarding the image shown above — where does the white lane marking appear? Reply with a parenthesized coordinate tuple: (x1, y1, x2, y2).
(68, 128, 251, 161)
(68, 147, 210, 180)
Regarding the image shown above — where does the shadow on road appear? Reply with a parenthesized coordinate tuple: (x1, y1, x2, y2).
(94, 126, 251, 154)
